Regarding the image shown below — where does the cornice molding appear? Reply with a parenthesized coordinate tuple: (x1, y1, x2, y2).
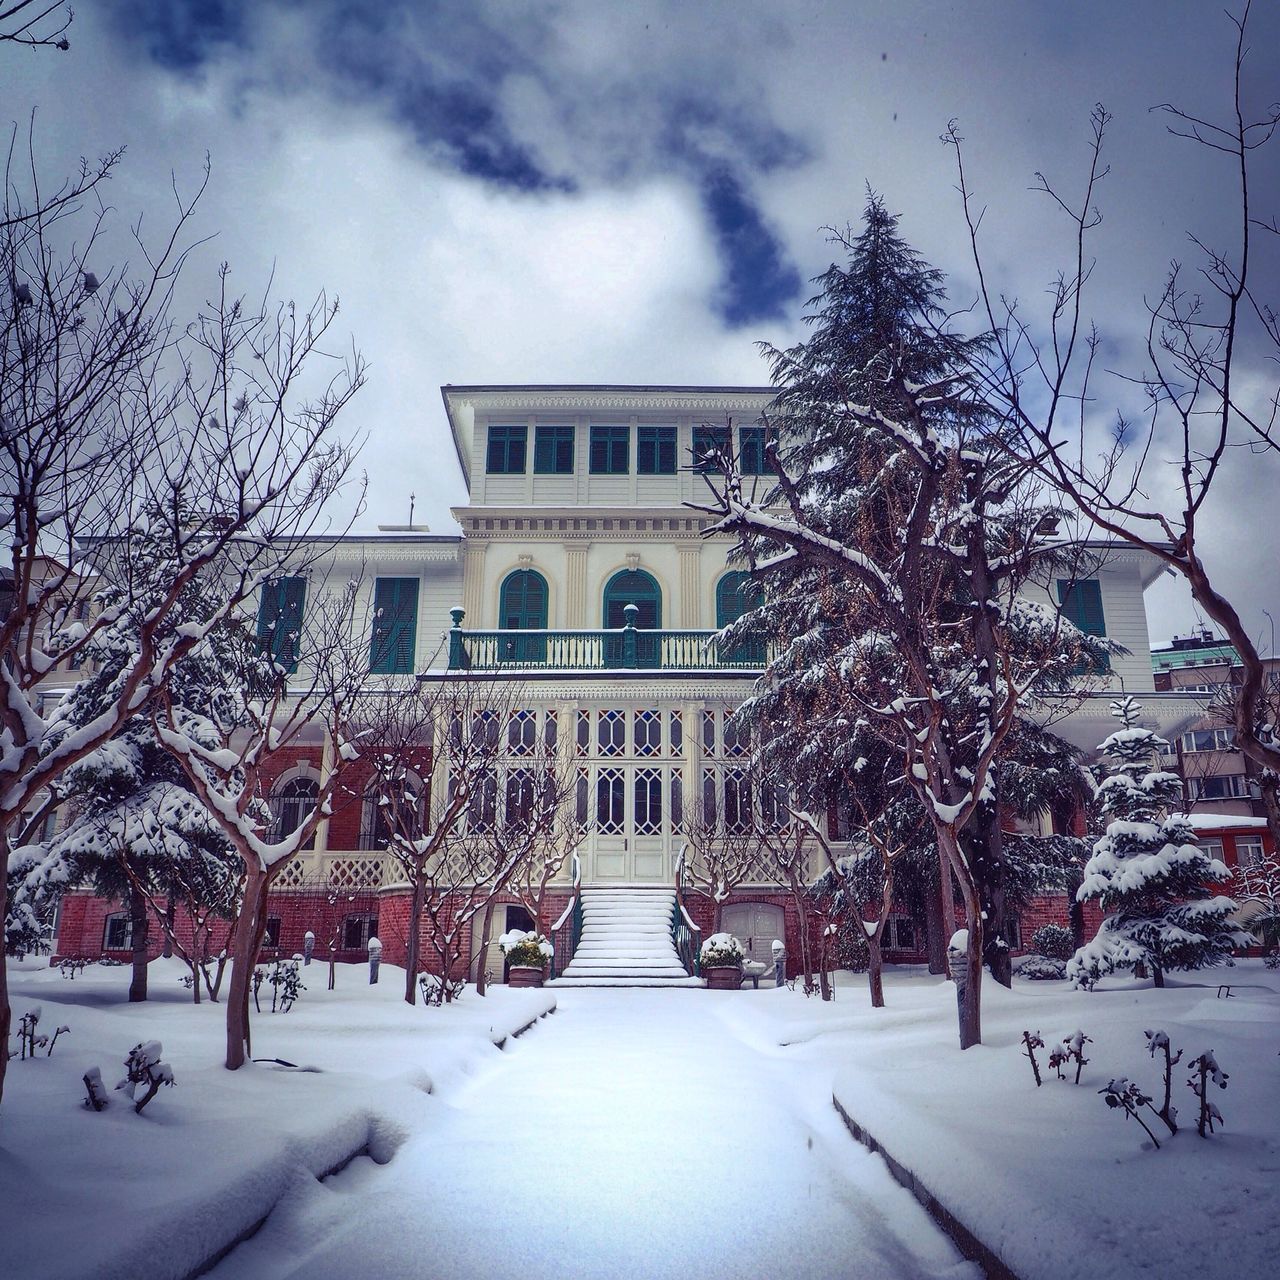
(451, 389, 774, 416)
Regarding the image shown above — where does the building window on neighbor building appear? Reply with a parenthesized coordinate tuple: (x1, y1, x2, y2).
(1235, 836, 1265, 865)
(1181, 727, 1236, 753)
(738, 425, 776, 476)
(636, 424, 677, 474)
(343, 914, 378, 950)
(369, 576, 419, 675)
(533, 424, 574, 474)
(589, 424, 629, 474)
(104, 912, 132, 950)
(1201, 838, 1225, 862)
(486, 424, 527, 474)
(691, 424, 731, 473)
(1187, 774, 1248, 800)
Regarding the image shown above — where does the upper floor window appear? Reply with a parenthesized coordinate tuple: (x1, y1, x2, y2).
(498, 570, 549, 662)
(603, 569, 661, 668)
(1186, 774, 1248, 800)
(534, 424, 575, 474)
(486, 425, 527, 474)
(715, 571, 766, 664)
(258, 577, 306, 673)
(589, 424, 629, 474)
(1056, 578, 1109, 674)
(1236, 835, 1265, 865)
(739, 426, 775, 476)
(1182, 727, 1235, 753)
(692, 424, 731, 474)
(637, 425, 677, 475)
(369, 577, 419, 675)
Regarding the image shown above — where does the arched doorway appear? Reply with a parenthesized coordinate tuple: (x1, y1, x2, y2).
(602, 569, 662, 667)
(498, 569, 549, 662)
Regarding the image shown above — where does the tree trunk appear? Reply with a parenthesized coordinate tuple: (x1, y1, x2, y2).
(924, 882, 947, 975)
(938, 848, 958, 942)
(128, 880, 150, 1003)
(162, 898, 175, 958)
(404, 875, 426, 1006)
(866, 936, 885, 1008)
(940, 829, 983, 1049)
(971, 808, 1013, 989)
(225, 866, 270, 1071)
(475, 897, 498, 996)
(1153, 964, 1165, 989)
(0, 850, 11, 1104)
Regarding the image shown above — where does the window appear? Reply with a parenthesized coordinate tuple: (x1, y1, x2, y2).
(715, 571, 765, 665)
(1056, 578, 1109, 674)
(702, 709, 717, 754)
(1236, 836, 1265, 866)
(739, 425, 775, 475)
(104, 913, 132, 950)
(634, 710, 661, 757)
(257, 577, 306, 673)
(589, 424, 629, 474)
(270, 776, 319, 847)
(1181, 728, 1235, 753)
(361, 781, 419, 848)
(1002, 915, 1022, 950)
(637, 424, 677, 475)
(598, 709, 626, 757)
(343, 914, 378, 950)
(669, 710, 683, 754)
(602, 570, 661, 667)
(1187, 774, 1248, 800)
(723, 768, 752, 834)
(692, 424, 731, 473)
(467, 772, 498, 833)
(486, 425, 527, 474)
(505, 770, 536, 827)
(886, 916, 917, 951)
(369, 577, 419, 674)
(534, 424, 574, 474)
(508, 709, 537, 756)
(634, 768, 663, 835)
(263, 916, 282, 948)
(596, 767, 625, 833)
(497, 570, 549, 663)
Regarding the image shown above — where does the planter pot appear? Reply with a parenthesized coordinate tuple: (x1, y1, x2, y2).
(704, 965, 743, 990)
(507, 965, 546, 988)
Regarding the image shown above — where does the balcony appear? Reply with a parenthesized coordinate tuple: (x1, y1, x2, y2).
(445, 606, 765, 674)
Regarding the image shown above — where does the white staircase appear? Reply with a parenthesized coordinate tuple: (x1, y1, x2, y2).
(552, 888, 702, 988)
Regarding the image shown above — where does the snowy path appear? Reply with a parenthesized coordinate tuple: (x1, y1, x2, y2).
(213, 991, 973, 1280)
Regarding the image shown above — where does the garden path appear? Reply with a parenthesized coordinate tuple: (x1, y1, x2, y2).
(212, 989, 973, 1280)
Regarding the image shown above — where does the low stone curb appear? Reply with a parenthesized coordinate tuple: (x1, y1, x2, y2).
(832, 1095, 1021, 1280)
(494, 998, 557, 1048)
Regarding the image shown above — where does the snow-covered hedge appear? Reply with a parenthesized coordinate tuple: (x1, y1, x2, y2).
(1031, 924, 1074, 962)
(699, 933, 745, 968)
(1018, 955, 1067, 981)
(499, 930, 553, 969)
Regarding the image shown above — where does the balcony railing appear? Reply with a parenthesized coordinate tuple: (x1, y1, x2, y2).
(445, 605, 765, 673)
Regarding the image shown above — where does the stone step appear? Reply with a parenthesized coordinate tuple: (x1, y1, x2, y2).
(549, 976, 703, 988)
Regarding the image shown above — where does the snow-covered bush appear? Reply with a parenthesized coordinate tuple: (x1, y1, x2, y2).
(1187, 1051, 1228, 1138)
(82, 1066, 109, 1111)
(1068, 697, 1251, 988)
(1017, 955, 1067, 981)
(116, 1041, 175, 1114)
(498, 930, 553, 969)
(254, 960, 305, 1013)
(418, 971, 466, 1006)
(699, 933, 745, 968)
(1031, 924, 1074, 962)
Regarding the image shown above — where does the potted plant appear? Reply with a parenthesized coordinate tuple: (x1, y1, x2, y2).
(700, 932, 745, 990)
(499, 929, 553, 987)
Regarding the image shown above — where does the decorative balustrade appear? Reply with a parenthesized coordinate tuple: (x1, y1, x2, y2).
(446, 605, 765, 673)
(549, 853, 583, 979)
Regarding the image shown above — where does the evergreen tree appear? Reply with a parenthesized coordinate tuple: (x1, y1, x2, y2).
(1067, 696, 1251, 988)
(17, 511, 248, 1000)
(724, 196, 1106, 987)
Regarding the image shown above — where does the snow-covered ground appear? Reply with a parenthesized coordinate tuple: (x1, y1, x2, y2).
(731, 962, 1280, 1280)
(0, 957, 554, 1280)
(4, 956, 1275, 1280)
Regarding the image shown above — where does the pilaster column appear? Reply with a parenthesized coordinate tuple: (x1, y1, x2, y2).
(461, 541, 489, 624)
(565, 543, 589, 628)
(678, 545, 702, 628)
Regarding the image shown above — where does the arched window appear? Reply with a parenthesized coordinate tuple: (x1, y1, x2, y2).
(498, 569, 548, 662)
(715, 571, 765, 665)
(360, 779, 421, 849)
(270, 776, 319, 848)
(603, 569, 662, 668)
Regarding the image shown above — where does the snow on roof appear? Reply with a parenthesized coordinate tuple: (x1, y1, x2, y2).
(1190, 815, 1269, 832)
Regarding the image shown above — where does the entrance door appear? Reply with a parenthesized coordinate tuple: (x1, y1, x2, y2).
(588, 764, 677, 884)
(721, 902, 785, 967)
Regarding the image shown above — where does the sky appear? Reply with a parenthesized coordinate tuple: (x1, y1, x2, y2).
(4, 0, 1279, 647)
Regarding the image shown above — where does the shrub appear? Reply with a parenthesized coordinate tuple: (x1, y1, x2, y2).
(1019, 955, 1067, 981)
(499, 929, 552, 968)
(700, 932, 745, 967)
(1032, 924, 1075, 961)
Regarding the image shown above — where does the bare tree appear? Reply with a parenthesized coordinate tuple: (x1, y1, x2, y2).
(0, 1, 71, 51)
(0, 144, 363, 1097)
(947, 2, 1280, 849)
(680, 771, 764, 935)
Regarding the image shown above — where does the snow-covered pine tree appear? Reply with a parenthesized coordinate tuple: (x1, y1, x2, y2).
(715, 196, 1105, 1003)
(15, 511, 247, 1002)
(1067, 695, 1251, 988)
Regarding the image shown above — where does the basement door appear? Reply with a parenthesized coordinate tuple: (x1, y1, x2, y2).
(720, 902, 785, 967)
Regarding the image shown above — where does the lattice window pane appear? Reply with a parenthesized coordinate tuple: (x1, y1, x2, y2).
(702, 768, 717, 828)
(634, 767, 662, 834)
(577, 709, 590, 756)
(576, 769, 589, 825)
(634, 709, 661, 757)
(596, 768, 625, 833)
(671, 771, 683, 829)
(723, 717, 748, 757)
(468, 772, 497, 832)
(508, 709, 537, 756)
(670, 710, 683, 755)
(724, 767, 751, 834)
(702, 710, 717, 754)
(598, 709, 625, 757)
(544, 709, 558, 752)
(506, 769, 535, 826)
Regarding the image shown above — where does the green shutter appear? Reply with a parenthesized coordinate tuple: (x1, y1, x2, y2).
(1057, 578, 1109, 674)
(716, 571, 765, 665)
(637, 425, 677, 474)
(534, 425, 574, 474)
(258, 577, 306, 673)
(370, 577, 419, 674)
